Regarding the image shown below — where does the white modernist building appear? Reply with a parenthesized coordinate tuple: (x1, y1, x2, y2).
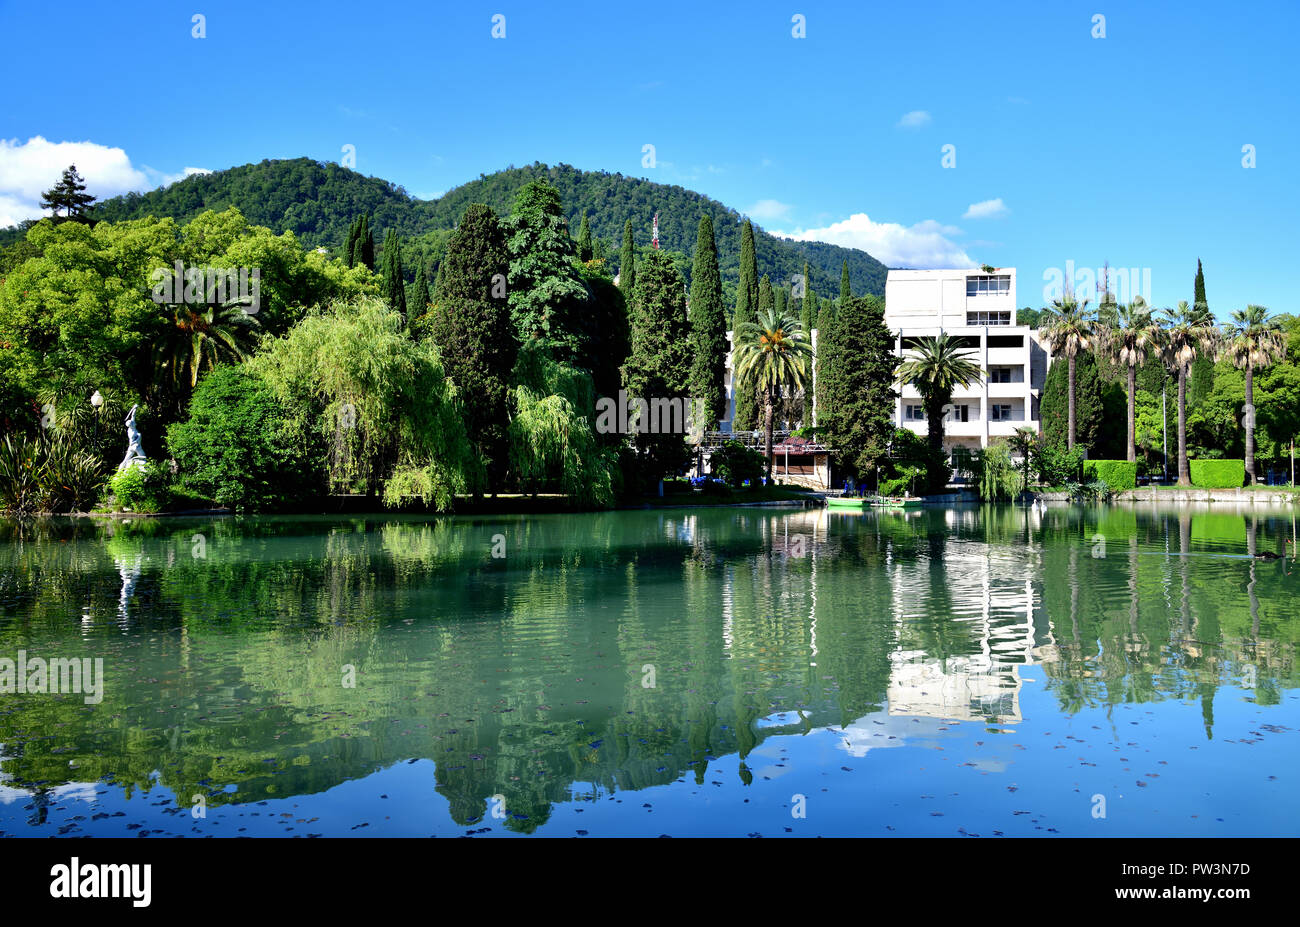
(885, 267, 1051, 455)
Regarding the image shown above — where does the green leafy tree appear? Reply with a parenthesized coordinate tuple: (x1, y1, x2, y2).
(732, 308, 813, 476)
(1188, 258, 1214, 410)
(167, 365, 316, 510)
(1160, 299, 1219, 485)
(424, 203, 515, 489)
(1040, 293, 1096, 449)
(817, 295, 897, 480)
(840, 259, 851, 302)
(1222, 304, 1287, 483)
(40, 165, 96, 223)
(344, 216, 362, 268)
(409, 260, 430, 320)
(813, 298, 835, 425)
(1041, 349, 1113, 455)
(687, 215, 727, 429)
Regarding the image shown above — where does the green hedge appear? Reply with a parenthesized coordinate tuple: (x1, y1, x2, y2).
(1190, 459, 1245, 488)
(1082, 459, 1137, 491)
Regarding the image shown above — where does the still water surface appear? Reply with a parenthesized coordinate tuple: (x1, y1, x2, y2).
(0, 504, 1296, 837)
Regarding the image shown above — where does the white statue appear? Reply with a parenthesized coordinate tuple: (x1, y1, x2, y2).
(118, 404, 148, 470)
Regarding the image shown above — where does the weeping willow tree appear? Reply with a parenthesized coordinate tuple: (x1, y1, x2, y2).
(507, 342, 618, 508)
(251, 295, 481, 509)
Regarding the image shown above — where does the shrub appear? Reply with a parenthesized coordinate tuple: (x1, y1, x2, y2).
(1082, 459, 1137, 491)
(167, 365, 318, 511)
(880, 464, 925, 497)
(1190, 459, 1245, 488)
(710, 440, 766, 488)
(109, 462, 171, 513)
(1, 432, 106, 515)
(1034, 444, 1084, 488)
(974, 444, 1019, 502)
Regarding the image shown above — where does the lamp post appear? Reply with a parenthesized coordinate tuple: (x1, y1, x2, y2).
(90, 390, 103, 450)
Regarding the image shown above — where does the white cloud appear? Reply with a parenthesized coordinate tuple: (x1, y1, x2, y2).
(896, 110, 932, 129)
(963, 197, 1009, 219)
(774, 213, 975, 269)
(745, 199, 793, 222)
(0, 136, 209, 226)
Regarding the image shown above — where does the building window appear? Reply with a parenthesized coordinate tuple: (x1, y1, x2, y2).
(967, 311, 1012, 325)
(990, 404, 1012, 422)
(905, 405, 925, 421)
(989, 367, 1012, 383)
(950, 404, 969, 423)
(966, 275, 1011, 297)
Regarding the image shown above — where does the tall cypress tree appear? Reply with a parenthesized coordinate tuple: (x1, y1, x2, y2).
(731, 220, 761, 431)
(344, 217, 361, 268)
(687, 215, 727, 429)
(1188, 258, 1214, 410)
(381, 228, 407, 317)
(840, 260, 851, 303)
(802, 288, 817, 335)
(619, 219, 636, 294)
(427, 204, 515, 489)
(624, 248, 693, 486)
(819, 295, 898, 479)
(774, 286, 787, 315)
(576, 210, 593, 261)
(814, 299, 836, 426)
(758, 274, 774, 314)
(410, 260, 430, 319)
(352, 215, 375, 270)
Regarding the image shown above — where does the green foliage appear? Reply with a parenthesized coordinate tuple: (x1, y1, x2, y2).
(1082, 459, 1137, 491)
(167, 365, 315, 511)
(1189, 459, 1245, 488)
(731, 220, 760, 431)
(880, 464, 925, 497)
(1041, 352, 1115, 454)
(0, 431, 106, 515)
(40, 164, 96, 222)
(818, 296, 899, 481)
(381, 228, 406, 316)
(709, 439, 766, 488)
(618, 219, 636, 293)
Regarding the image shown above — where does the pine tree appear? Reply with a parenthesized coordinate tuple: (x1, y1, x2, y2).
(623, 248, 693, 486)
(619, 219, 636, 294)
(381, 228, 407, 317)
(818, 296, 897, 478)
(427, 203, 515, 489)
(40, 164, 96, 223)
(731, 220, 761, 431)
(576, 209, 593, 261)
(409, 260, 430, 319)
(840, 260, 851, 302)
(687, 215, 727, 429)
(503, 180, 591, 363)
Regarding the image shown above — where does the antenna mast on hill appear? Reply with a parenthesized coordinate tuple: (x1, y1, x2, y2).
(652, 212, 660, 250)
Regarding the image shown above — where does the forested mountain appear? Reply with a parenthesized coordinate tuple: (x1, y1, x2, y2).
(80, 158, 888, 298)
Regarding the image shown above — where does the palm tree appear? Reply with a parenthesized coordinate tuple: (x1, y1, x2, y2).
(1159, 300, 1218, 486)
(731, 308, 814, 477)
(895, 334, 983, 466)
(1039, 293, 1095, 450)
(153, 302, 261, 394)
(1222, 304, 1287, 483)
(1100, 296, 1160, 463)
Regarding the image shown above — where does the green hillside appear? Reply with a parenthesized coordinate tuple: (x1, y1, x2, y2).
(83, 157, 887, 298)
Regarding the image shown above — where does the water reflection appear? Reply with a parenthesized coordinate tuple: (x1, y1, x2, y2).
(0, 505, 1296, 834)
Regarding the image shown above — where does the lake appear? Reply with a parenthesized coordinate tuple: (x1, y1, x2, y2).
(0, 503, 1296, 837)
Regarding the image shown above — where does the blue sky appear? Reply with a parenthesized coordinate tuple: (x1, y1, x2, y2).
(1, 0, 1296, 317)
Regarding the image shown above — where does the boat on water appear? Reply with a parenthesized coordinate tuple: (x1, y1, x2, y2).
(825, 495, 924, 510)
